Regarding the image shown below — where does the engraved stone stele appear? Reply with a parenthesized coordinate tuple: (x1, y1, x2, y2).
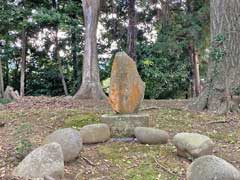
(108, 52, 145, 114)
(101, 52, 152, 137)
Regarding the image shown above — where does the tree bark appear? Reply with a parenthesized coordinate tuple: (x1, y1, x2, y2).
(189, 44, 201, 97)
(193, 50, 201, 96)
(127, 0, 137, 61)
(190, 0, 240, 114)
(20, 30, 27, 97)
(188, 44, 195, 98)
(74, 0, 106, 99)
(5, 59, 9, 86)
(0, 58, 4, 98)
(186, 0, 201, 98)
(71, 29, 78, 82)
(54, 27, 69, 96)
(52, 0, 68, 96)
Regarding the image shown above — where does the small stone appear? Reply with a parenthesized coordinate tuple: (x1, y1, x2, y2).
(64, 96, 73, 100)
(44, 176, 56, 180)
(134, 127, 169, 144)
(12, 143, 64, 179)
(80, 124, 110, 144)
(187, 155, 240, 180)
(173, 132, 214, 159)
(108, 52, 145, 114)
(43, 128, 82, 162)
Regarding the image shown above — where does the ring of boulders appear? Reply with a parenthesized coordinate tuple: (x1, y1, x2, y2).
(12, 123, 240, 180)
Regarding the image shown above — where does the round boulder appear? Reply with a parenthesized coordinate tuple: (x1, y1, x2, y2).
(173, 132, 214, 159)
(43, 128, 82, 162)
(134, 127, 169, 144)
(80, 124, 110, 144)
(187, 155, 240, 180)
(13, 143, 64, 179)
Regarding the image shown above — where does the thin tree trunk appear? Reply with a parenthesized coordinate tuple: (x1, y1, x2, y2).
(193, 50, 201, 96)
(127, 0, 137, 61)
(5, 59, 9, 86)
(190, 0, 240, 114)
(188, 43, 195, 98)
(71, 30, 78, 82)
(20, 30, 27, 97)
(159, 0, 170, 26)
(189, 45, 201, 97)
(52, 0, 68, 96)
(74, 0, 106, 99)
(54, 27, 68, 96)
(0, 58, 4, 98)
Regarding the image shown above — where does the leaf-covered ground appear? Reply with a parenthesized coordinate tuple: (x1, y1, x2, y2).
(0, 97, 239, 180)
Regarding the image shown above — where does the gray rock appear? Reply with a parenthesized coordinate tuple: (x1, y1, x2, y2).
(43, 128, 82, 162)
(44, 176, 56, 180)
(64, 96, 73, 100)
(134, 127, 169, 144)
(12, 143, 64, 179)
(80, 124, 110, 144)
(173, 132, 214, 159)
(187, 155, 240, 180)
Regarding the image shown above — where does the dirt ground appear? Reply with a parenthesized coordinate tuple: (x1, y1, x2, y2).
(0, 96, 239, 180)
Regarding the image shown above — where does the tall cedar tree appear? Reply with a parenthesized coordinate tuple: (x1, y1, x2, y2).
(127, 0, 137, 61)
(191, 0, 240, 114)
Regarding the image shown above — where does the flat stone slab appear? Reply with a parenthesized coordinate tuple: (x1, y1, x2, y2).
(101, 113, 152, 137)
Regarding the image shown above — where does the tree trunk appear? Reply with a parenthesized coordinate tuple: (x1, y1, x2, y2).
(0, 58, 4, 98)
(159, 0, 170, 26)
(186, 0, 201, 98)
(127, 0, 137, 61)
(71, 30, 78, 82)
(189, 44, 201, 97)
(190, 0, 240, 114)
(189, 44, 195, 98)
(52, 0, 68, 96)
(5, 59, 9, 86)
(54, 27, 68, 96)
(20, 30, 27, 97)
(193, 50, 201, 96)
(74, 0, 106, 99)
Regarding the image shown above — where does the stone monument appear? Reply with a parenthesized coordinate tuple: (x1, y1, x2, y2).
(101, 52, 152, 136)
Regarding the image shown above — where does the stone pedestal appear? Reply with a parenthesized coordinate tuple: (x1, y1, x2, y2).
(101, 113, 152, 137)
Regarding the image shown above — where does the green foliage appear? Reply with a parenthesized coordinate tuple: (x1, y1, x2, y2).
(0, 98, 12, 104)
(135, 0, 210, 99)
(137, 21, 190, 99)
(233, 86, 240, 96)
(15, 122, 32, 134)
(0, 0, 210, 99)
(210, 34, 226, 62)
(15, 139, 32, 157)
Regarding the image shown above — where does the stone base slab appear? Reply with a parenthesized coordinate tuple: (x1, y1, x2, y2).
(100, 113, 152, 137)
